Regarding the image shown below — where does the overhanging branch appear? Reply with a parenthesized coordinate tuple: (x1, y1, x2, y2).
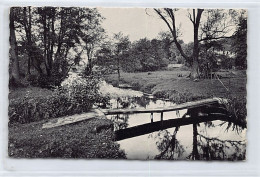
(199, 36, 232, 42)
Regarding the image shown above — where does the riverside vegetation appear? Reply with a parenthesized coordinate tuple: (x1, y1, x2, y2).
(9, 75, 126, 159)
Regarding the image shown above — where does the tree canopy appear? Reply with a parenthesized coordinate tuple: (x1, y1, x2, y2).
(153, 8, 247, 79)
(9, 7, 104, 87)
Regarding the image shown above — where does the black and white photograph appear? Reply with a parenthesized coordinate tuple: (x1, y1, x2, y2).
(8, 7, 247, 160)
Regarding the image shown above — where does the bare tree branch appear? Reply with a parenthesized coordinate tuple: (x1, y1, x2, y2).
(154, 8, 190, 61)
(188, 11, 195, 24)
(199, 36, 232, 42)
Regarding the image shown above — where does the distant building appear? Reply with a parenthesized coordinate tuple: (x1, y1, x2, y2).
(167, 64, 183, 69)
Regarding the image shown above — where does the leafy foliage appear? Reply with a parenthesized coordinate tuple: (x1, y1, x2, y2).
(9, 7, 104, 87)
(153, 89, 206, 104)
(232, 16, 247, 69)
(9, 76, 101, 124)
(221, 95, 247, 130)
(96, 37, 170, 73)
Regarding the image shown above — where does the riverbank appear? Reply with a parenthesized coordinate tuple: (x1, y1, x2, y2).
(104, 69, 247, 104)
(105, 69, 247, 128)
(9, 117, 126, 158)
(8, 69, 247, 158)
(8, 86, 126, 158)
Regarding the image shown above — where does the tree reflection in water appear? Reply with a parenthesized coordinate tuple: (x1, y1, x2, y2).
(149, 127, 185, 160)
(105, 92, 246, 160)
(151, 122, 246, 161)
(110, 114, 129, 131)
(195, 133, 246, 160)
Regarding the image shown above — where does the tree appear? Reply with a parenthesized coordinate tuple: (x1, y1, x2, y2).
(95, 42, 114, 66)
(10, 7, 104, 87)
(232, 15, 247, 69)
(158, 31, 173, 60)
(80, 9, 105, 75)
(154, 8, 203, 79)
(113, 33, 131, 85)
(9, 8, 21, 84)
(22, 7, 33, 75)
(154, 9, 238, 79)
(37, 7, 56, 76)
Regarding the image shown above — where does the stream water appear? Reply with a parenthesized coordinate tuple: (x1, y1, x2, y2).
(99, 81, 246, 160)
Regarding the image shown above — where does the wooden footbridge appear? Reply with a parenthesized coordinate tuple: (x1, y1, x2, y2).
(42, 97, 242, 141)
(103, 97, 233, 141)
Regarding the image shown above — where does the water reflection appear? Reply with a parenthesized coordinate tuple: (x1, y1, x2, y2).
(147, 122, 246, 160)
(101, 88, 246, 160)
(110, 114, 129, 130)
(109, 96, 159, 109)
(152, 128, 185, 160)
(196, 129, 246, 160)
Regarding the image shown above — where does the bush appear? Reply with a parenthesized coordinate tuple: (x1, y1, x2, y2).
(222, 95, 247, 129)
(9, 76, 100, 124)
(142, 82, 157, 93)
(153, 89, 206, 104)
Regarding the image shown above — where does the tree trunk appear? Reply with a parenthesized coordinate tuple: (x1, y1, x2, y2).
(117, 56, 120, 86)
(23, 7, 32, 75)
(87, 49, 92, 75)
(9, 9, 20, 82)
(192, 123, 200, 160)
(48, 8, 55, 72)
(191, 57, 200, 79)
(32, 61, 43, 74)
(191, 26, 200, 79)
(42, 11, 52, 76)
(54, 9, 64, 73)
(190, 9, 203, 80)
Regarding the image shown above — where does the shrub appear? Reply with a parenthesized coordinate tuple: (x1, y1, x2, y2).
(142, 82, 157, 93)
(153, 89, 206, 104)
(130, 81, 142, 91)
(9, 76, 100, 124)
(221, 95, 247, 129)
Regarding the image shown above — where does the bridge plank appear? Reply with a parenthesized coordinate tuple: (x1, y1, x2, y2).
(103, 97, 224, 115)
(42, 109, 106, 129)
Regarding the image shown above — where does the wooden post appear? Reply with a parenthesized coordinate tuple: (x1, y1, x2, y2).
(161, 112, 163, 121)
(150, 112, 153, 123)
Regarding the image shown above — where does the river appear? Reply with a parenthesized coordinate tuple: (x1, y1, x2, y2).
(99, 81, 246, 160)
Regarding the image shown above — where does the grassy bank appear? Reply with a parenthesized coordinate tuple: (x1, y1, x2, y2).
(105, 69, 247, 128)
(104, 69, 247, 104)
(9, 117, 126, 158)
(9, 86, 126, 158)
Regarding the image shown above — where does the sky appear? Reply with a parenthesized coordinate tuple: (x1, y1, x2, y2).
(97, 8, 194, 43)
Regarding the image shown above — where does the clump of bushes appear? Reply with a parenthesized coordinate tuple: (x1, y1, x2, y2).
(142, 82, 157, 93)
(9, 76, 102, 124)
(153, 89, 206, 104)
(221, 95, 247, 129)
